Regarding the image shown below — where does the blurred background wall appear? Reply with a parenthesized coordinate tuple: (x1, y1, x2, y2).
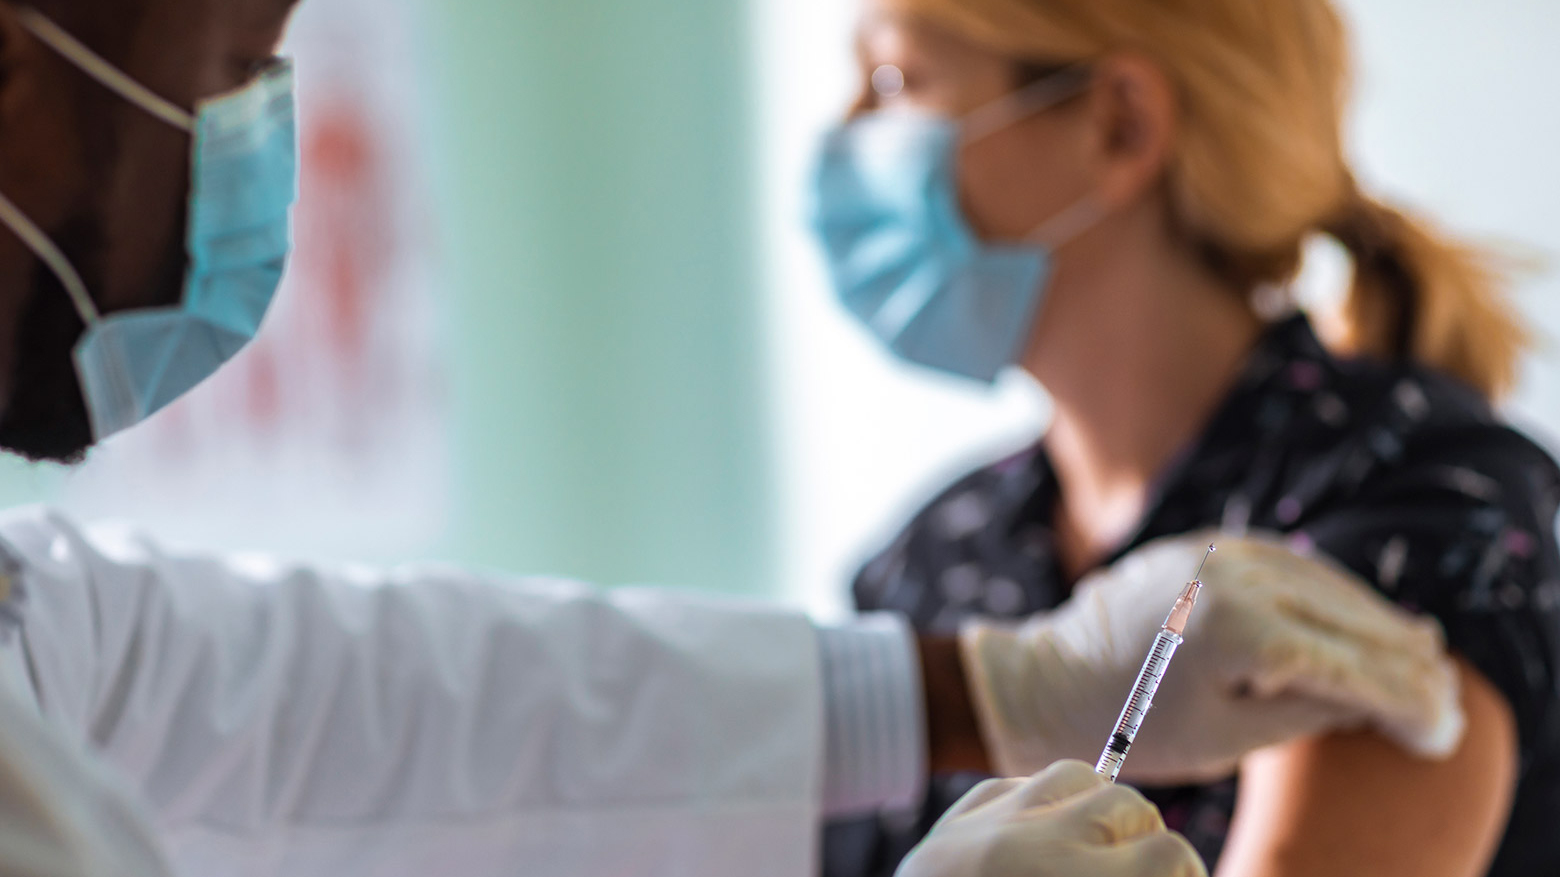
(418, 0, 775, 596)
(0, 0, 1553, 615)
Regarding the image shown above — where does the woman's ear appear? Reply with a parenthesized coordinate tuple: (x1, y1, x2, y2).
(1083, 53, 1178, 210)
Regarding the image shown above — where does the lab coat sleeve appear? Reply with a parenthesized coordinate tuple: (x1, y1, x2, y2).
(815, 616, 927, 816)
(2, 509, 823, 877)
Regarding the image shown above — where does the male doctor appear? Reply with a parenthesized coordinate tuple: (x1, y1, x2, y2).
(0, 1, 1465, 876)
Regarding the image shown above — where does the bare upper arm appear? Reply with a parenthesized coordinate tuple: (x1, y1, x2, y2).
(1215, 658, 1518, 877)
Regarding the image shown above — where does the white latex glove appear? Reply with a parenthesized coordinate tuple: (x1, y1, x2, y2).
(961, 531, 1464, 784)
(0, 687, 172, 877)
(897, 760, 1205, 877)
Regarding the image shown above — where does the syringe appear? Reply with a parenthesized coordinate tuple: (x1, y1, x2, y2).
(1094, 544, 1214, 782)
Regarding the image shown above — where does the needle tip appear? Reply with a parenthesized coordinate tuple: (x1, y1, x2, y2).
(1192, 544, 1216, 581)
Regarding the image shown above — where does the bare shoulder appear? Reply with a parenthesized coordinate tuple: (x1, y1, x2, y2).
(1216, 658, 1517, 877)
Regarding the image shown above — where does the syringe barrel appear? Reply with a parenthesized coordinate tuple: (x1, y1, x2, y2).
(1094, 629, 1183, 781)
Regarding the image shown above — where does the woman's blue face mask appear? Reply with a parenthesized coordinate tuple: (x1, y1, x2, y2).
(808, 66, 1103, 383)
(0, 8, 297, 442)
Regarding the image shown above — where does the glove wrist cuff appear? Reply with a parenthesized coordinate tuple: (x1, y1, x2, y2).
(959, 620, 1067, 778)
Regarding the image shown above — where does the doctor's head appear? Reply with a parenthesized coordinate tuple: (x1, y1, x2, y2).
(0, 0, 300, 463)
(815, 0, 1524, 400)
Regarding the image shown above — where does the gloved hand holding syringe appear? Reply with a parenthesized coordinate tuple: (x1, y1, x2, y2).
(1094, 545, 1213, 782)
(960, 531, 1463, 786)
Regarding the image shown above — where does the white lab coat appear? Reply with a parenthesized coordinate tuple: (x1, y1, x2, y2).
(0, 507, 824, 877)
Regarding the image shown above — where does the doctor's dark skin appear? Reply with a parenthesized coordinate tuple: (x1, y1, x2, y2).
(0, 0, 994, 781)
(0, 0, 300, 461)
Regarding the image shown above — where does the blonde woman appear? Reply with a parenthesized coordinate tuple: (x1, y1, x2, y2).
(810, 0, 1557, 875)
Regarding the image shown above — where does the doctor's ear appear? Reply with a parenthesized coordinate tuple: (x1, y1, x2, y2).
(0, 6, 32, 113)
(1079, 53, 1178, 210)
(0, 5, 84, 188)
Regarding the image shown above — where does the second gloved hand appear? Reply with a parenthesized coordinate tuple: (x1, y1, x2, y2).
(897, 760, 1205, 877)
(960, 531, 1464, 784)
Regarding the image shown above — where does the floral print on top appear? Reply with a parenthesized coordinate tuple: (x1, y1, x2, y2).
(822, 314, 1560, 877)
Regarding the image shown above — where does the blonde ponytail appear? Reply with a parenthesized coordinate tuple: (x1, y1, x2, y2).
(885, 0, 1529, 399)
(1324, 192, 1527, 399)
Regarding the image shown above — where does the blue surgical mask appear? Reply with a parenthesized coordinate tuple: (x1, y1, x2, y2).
(0, 9, 297, 441)
(809, 68, 1103, 383)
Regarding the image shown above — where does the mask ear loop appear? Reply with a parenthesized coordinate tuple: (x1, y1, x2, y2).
(0, 8, 202, 324)
(957, 67, 1108, 248)
(1027, 194, 1109, 250)
(0, 190, 99, 326)
(952, 66, 1110, 250)
(15, 7, 194, 132)
(960, 66, 1092, 145)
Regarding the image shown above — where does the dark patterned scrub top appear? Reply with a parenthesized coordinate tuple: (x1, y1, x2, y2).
(822, 315, 1560, 877)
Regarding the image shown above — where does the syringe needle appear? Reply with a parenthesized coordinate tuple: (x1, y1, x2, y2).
(1193, 543, 1215, 581)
